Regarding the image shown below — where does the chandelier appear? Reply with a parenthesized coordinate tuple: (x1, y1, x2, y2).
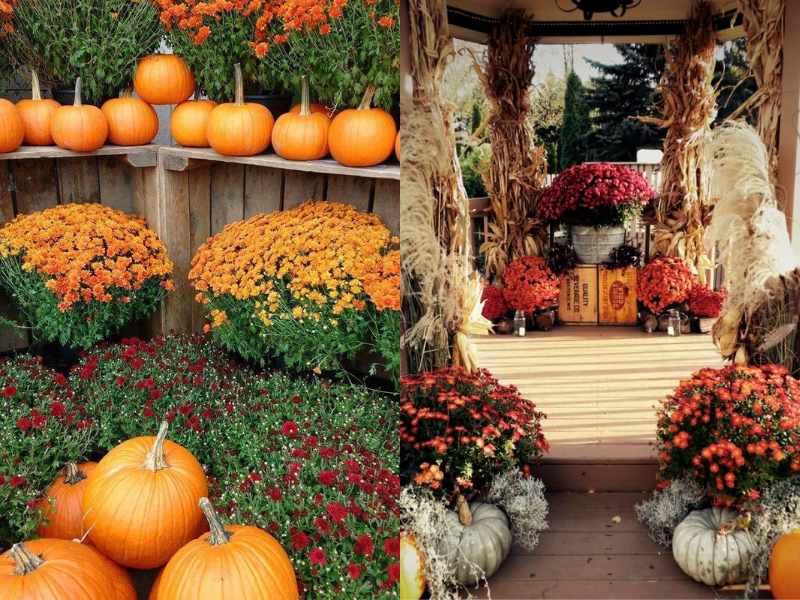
(556, 0, 644, 20)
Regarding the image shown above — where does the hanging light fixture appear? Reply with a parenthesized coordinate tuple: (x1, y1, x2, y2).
(556, 0, 643, 20)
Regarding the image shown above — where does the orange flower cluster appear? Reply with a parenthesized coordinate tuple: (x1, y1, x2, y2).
(153, 0, 264, 44)
(0, 0, 16, 35)
(189, 201, 398, 329)
(0, 204, 174, 311)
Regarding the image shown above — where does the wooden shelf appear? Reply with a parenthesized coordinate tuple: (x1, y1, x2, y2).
(0, 145, 158, 166)
(159, 146, 400, 180)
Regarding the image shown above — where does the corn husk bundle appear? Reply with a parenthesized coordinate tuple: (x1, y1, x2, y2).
(705, 121, 799, 364)
(402, 0, 472, 373)
(641, 0, 717, 284)
(452, 273, 493, 373)
(478, 10, 548, 281)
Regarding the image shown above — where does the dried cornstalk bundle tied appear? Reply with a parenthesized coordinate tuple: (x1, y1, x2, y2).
(478, 10, 547, 280)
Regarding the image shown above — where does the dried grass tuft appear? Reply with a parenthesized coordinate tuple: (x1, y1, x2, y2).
(635, 477, 706, 548)
(486, 470, 548, 552)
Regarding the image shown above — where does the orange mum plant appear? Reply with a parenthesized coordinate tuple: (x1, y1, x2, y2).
(0, 203, 174, 348)
(189, 201, 399, 379)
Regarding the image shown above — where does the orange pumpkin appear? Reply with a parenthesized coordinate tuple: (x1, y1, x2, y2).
(0, 539, 119, 599)
(289, 102, 335, 118)
(77, 540, 137, 600)
(272, 76, 330, 161)
(38, 461, 98, 540)
(770, 531, 800, 599)
(171, 100, 217, 147)
(16, 70, 61, 146)
(0, 99, 25, 153)
(158, 497, 299, 600)
(207, 64, 273, 157)
(82, 421, 209, 569)
(51, 78, 108, 152)
(329, 85, 396, 167)
(395, 132, 400, 160)
(101, 92, 159, 146)
(135, 55, 195, 105)
(149, 570, 163, 600)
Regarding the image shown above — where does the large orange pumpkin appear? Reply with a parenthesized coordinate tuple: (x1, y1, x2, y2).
(272, 76, 330, 161)
(51, 78, 108, 152)
(0, 99, 25, 153)
(770, 531, 800, 599)
(0, 539, 119, 599)
(328, 85, 396, 167)
(149, 570, 163, 600)
(38, 461, 98, 540)
(16, 70, 61, 146)
(207, 64, 273, 157)
(134, 55, 195, 105)
(395, 132, 400, 160)
(82, 421, 209, 569)
(171, 100, 217, 147)
(102, 92, 159, 146)
(157, 497, 299, 600)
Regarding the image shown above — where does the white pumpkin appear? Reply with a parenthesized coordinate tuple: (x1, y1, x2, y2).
(441, 500, 512, 585)
(672, 507, 755, 586)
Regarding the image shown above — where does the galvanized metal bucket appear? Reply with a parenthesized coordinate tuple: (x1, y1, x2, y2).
(571, 225, 625, 264)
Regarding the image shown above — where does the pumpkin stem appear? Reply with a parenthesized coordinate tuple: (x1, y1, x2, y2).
(10, 543, 45, 575)
(234, 63, 244, 105)
(199, 497, 232, 546)
(358, 84, 376, 110)
(63, 462, 87, 485)
(30, 70, 41, 101)
(143, 421, 170, 471)
(74, 77, 83, 107)
(300, 76, 311, 117)
(456, 494, 472, 526)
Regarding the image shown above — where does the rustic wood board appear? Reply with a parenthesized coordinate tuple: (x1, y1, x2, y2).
(326, 175, 372, 211)
(158, 169, 192, 334)
(210, 164, 245, 234)
(599, 266, 638, 325)
(11, 159, 59, 214)
(0, 145, 158, 161)
(559, 265, 599, 324)
(57, 157, 100, 204)
(373, 179, 400, 234)
(283, 171, 325, 208)
(98, 157, 135, 214)
(188, 166, 211, 332)
(243, 166, 281, 218)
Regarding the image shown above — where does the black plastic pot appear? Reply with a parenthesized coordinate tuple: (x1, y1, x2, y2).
(243, 93, 292, 117)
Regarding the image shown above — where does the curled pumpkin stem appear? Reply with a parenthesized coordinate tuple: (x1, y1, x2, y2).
(63, 462, 87, 485)
(456, 494, 472, 526)
(143, 420, 170, 471)
(10, 543, 45, 575)
(199, 497, 232, 546)
(358, 84, 376, 110)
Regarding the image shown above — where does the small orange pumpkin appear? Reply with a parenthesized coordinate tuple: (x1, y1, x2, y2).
(0, 99, 25, 153)
(82, 421, 209, 569)
(329, 85, 396, 167)
(38, 461, 98, 540)
(171, 100, 217, 147)
(207, 63, 273, 157)
(134, 55, 195, 105)
(289, 102, 335, 118)
(770, 531, 800, 599)
(158, 497, 299, 600)
(102, 92, 159, 146)
(272, 76, 330, 161)
(395, 132, 400, 160)
(149, 570, 163, 600)
(51, 78, 108, 152)
(16, 70, 61, 146)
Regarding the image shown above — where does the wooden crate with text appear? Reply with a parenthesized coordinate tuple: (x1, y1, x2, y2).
(558, 265, 598, 325)
(599, 266, 638, 325)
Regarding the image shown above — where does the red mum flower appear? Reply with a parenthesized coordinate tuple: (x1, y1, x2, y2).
(319, 447, 336, 459)
(143, 407, 155, 418)
(314, 516, 332, 535)
(348, 562, 362, 580)
(31, 413, 46, 429)
(318, 470, 337, 486)
(383, 536, 400, 557)
(53, 373, 67, 386)
(354, 533, 374, 557)
(326, 501, 348, 523)
(50, 402, 66, 417)
(2, 385, 16, 397)
(291, 531, 311, 550)
(387, 562, 400, 584)
(16, 417, 31, 432)
(267, 487, 282, 501)
(281, 420, 299, 438)
(10, 475, 26, 488)
(309, 547, 326, 566)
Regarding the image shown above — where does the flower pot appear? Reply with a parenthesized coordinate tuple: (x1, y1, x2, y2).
(534, 308, 557, 331)
(244, 93, 292, 118)
(494, 319, 515, 335)
(571, 225, 625, 264)
(693, 316, 717, 334)
(53, 88, 114, 107)
(658, 311, 691, 334)
(641, 312, 658, 333)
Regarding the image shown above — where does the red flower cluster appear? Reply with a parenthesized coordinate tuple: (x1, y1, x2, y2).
(656, 364, 800, 507)
(638, 256, 696, 314)
(400, 367, 548, 498)
(481, 285, 508, 321)
(502, 256, 560, 312)
(687, 284, 726, 318)
(538, 162, 654, 222)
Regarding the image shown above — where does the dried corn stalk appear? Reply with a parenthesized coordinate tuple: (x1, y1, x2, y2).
(641, 0, 717, 284)
(478, 10, 547, 281)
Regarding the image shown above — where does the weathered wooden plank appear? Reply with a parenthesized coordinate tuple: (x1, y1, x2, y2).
(0, 162, 28, 351)
(57, 157, 100, 204)
(210, 164, 245, 234)
(98, 158, 135, 214)
(0, 145, 158, 161)
(132, 166, 163, 339)
(475, 578, 725, 599)
(243, 166, 282, 218)
(372, 179, 399, 234)
(325, 175, 372, 211)
(189, 166, 211, 332)
(283, 171, 325, 209)
(12, 159, 59, 213)
(159, 169, 192, 334)
(0, 162, 14, 223)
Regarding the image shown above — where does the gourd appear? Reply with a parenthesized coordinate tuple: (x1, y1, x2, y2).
(51, 78, 109, 152)
(207, 64, 274, 157)
(440, 497, 511, 586)
(769, 530, 800, 599)
(328, 85, 396, 167)
(0, 539, 119, 599)
(102, 92, 159, 146)
(82, 421, 209, 569)
(16, 70, 61, 146)
(0, 99, 25, 153)
(400, 532, 425, 600)
(171, 100, 217, 148)
(134, 55, 195, 105)
(272, 76, 330, 161)
(157, 497, 299, 599)
(672, 507, 754, 586)
(38, 461, 98, 540)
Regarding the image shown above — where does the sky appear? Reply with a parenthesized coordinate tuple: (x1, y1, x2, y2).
(533, 44, 623, 83)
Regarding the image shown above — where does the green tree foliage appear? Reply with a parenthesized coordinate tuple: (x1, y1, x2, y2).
(715, 38, 757, 123)
(559, 71, 591, 169)
(530, 72, 565, 172)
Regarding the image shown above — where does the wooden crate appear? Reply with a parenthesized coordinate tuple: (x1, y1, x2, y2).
(559, 265, 598, 325)
(599, 266, 638, 325)
(157, 146, 400, 334)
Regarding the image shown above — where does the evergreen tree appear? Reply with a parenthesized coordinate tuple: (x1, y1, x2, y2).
(559, 70, 591, 170)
